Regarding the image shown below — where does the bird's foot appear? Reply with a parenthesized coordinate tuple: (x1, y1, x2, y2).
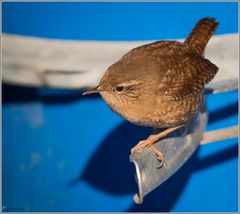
(131, 137, 154, 154)
(131, 139, 164, 168)
(131, 125, 184, 168)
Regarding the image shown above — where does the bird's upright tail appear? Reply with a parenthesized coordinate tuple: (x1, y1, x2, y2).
(185, 17, 219, 55)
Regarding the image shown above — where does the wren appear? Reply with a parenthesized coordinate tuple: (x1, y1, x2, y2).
(83, 17, 219, 167)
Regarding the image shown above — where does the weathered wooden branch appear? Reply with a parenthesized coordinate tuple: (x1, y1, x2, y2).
(2, 33, 238, 88)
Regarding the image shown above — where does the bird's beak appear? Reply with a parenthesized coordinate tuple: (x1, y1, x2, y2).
(82, 86, 102, 95)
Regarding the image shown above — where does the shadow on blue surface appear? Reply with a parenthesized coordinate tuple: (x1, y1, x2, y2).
(2, 84, 99, 103)
(208, 102, 238, 124)
(75, 121, 152, 195)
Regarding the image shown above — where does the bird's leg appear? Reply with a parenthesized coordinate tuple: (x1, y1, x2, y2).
(131, 125, 183, 167)
(131, 125, 183, 153)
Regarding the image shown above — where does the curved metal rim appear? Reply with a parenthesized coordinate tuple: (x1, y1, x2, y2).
(131, 158, 143, 204)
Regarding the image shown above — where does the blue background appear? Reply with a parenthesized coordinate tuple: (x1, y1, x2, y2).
(2, 2, 238, 212)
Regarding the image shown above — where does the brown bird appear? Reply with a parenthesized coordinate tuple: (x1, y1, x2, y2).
(83, 17, 219, 167)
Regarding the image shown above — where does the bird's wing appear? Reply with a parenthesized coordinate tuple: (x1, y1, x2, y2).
(160, 55, 218, 100)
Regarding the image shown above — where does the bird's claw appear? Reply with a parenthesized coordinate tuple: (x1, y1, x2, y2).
(149, 144, 165, 168)
(131, 142, 165, 168)
(156, 158, 164, 169)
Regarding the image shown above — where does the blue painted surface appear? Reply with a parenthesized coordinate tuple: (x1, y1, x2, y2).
(2, 2, 238, 41)
(2, 2, 238, 212)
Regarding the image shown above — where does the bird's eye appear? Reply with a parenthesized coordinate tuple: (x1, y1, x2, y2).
(115, 86, 124, 93)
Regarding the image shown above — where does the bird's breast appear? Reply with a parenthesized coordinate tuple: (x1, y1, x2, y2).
(101, 91, 203, 128)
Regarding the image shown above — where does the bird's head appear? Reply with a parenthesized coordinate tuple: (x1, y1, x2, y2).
(83, 60, 143, 111)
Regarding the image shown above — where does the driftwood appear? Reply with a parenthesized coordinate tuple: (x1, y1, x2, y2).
(2, 33, 238, 89)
